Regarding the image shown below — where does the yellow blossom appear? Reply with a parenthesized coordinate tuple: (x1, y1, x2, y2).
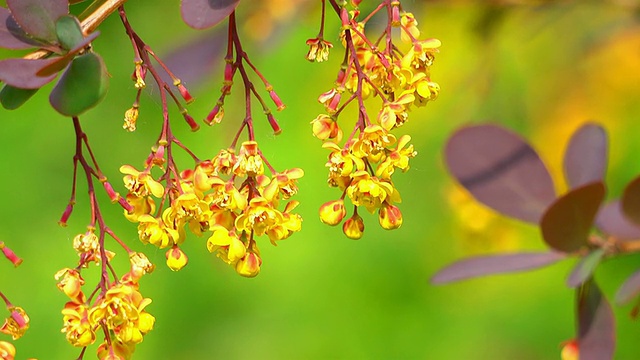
(235, 252, 262, 278)
(346, 171, 398, 214)
(137, 215, 180, 249)
(319, 199, 347, 226)
(0, 341, 15, 360)
(234, 141, 264, 177)
(343, 213, 365, 239)
(235, 197, 283, 236)
(55, 268, 86, 303)
(61, 303, 95, 347)
(120, 165, 164, 198)
(166, 246, 188, 271)
(0, 307, 29, 340)
(207, 226, 246, 264)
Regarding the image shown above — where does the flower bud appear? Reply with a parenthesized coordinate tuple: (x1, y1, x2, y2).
(166, 246, 188, 271)
(379, 203, 403, 230)
(561, 339, 578, 360)
(58, 203, 74, 227)
(319, 199, 347, 226)
(0, 243, 22, 267)
(235, 252, 261, 278)
(343, 214, 364, 239)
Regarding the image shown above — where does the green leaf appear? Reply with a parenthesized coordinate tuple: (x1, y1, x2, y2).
(49, 52, 108, 116)
(540, 182, 605, 253)
(0, 84, 38, 109)
(55, 15, 84, 50)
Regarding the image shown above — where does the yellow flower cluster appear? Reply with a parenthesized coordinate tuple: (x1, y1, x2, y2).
(311, 7, 438, 238)
(55, 253, 155, 360)
(122, 140, 303, 277)
(319, 126, 415, 238)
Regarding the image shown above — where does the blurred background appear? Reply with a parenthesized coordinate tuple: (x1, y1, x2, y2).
(1, 0, 640, 358)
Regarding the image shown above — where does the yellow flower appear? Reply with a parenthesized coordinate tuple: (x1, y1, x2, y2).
(311, 114, 342, 141)
(400, 12, 420, 43)
(352, 125, 396, 163)
(306, 38, 333, 62)
(0, 307, 29, 340)
(234, 141, 264, 177)
(61, 303, 95, 347)
(207, 226, 246, 264)
(378, 203, 403, 230)
(324, 141, 365, 189)
(211, 148, 237, 176)
(165, 246, 188, 271)
(129, 252, 155, 280)
(266, 200, 303, 243)
(55, 268, 86, 303)
(235, 252, 262, 278)
(123, 106, 139, 132)
(235, 197, 283, 237)
(271, 168, 304, 200)
(123, 194, 155, 222)
(319, 199, 347, 226)
(343, 213, 365, 239)
(137, 215, 180, 249)
(89, 283, 154, 344)
(0, 341, 16, 360)
(346, 171, 398, 214)
(376, 135, 416, 180)
(120, 165, 164, 198)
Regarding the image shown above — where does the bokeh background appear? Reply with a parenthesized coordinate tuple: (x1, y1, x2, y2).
(1, 0, 640, 358)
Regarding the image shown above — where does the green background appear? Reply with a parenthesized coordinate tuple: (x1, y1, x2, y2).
(1, 1, 640, 359)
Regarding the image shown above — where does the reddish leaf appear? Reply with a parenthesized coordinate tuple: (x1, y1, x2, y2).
(0, 7, 41, 49)
(7, 0, 68, 43)
(181, 0, 240, 29)
(621, 176, 640, 225)
(431, 251, 566, 284)
(0, 58, 58, 88)
(577, 279, 615, 360)
(36, 31, 100, 77)
(595, 200, 640, 241)
(615, 269, 640, 305)
(541, 182, 605, 253)
(444, 124, 557, 223)
(564, 123, 608, 189)
(567, 248, 606, 288)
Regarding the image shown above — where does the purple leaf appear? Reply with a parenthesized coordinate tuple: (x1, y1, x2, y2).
(431, 251, 566, 284)
(7, 0, 68, 43)
(0, 57, 58, 88)
(0, 7, 41, 49)
(595, 200, 640, 240)
(621, 176, 640, 225)
(564, 123, 608, 189)
(160, 30, 224, 87)
(577, 279, 615, 360)
(181, 0, 240, 29)
(540, 182, 605, 253)
(615, 269, 640, 305)
(567, 248, 606, 288)
(444, 124, 557, 223)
